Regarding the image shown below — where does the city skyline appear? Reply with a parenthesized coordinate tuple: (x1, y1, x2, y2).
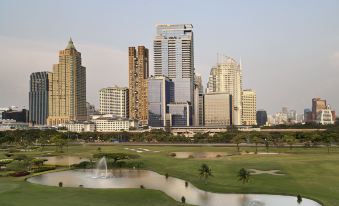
(1, 0, 339, 114)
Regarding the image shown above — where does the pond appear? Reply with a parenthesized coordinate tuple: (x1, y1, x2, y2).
(38, 156, 89, 166)
(27, 169, 321, 206)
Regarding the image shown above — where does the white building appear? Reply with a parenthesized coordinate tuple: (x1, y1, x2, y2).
(99, 86, 129, 118)
(242, 89, 257, 125)
(206, 56, 242, 125)
(64, 121, 95, 133)
(93, 117, 137, 132)
(317, 105, 334, 125)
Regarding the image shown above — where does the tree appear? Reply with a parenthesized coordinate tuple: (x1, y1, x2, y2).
(93, 153, 140, 163)
(50, 134, 67, 152)
(238, 168, 250, 184)
(232, 133, 244, 153)
(284, 135, 296, 150)
(251, 135, 262, 154)
(323, 133, 335, 153)
(199, 163, 212, 184)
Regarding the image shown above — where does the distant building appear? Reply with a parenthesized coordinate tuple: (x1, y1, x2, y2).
(64, 121, 95, 133)
(198, 93, 205, 126)
(204, 93, 233, 126)
(93, 117, 137, 132)
(99, 86, 129, 118)
(312, 98, 327, 121)
(47, 39, 87, 125)
(2, 109, 29, 123)
(168, 103, 192, 127)
(86, 102, 99, 116)
(29, 71, 49, 125)
(206, 56, 242, 125)
(193, 73, 204, 126)
(148, 76, 174, 127)
(317, 105, 334, 125)
(242, 89, 256, 125)
(304, 108, 312, 123)
(256, 110, 267, 126)
(128, 46, 149, 126)
(0, 108, 9, 120)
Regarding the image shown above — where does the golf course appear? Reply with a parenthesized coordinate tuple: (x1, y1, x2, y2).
(0, 144, 338, 206)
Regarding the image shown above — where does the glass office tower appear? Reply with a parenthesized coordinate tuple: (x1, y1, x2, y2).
(153, 24, 194, 126)
(29, 71, 49, 125)
(148, 76, 174, 127)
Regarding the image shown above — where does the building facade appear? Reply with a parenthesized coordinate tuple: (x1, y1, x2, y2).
(99, 86, 129, 118)
(206, 56, 242, 125)
(242, 89, 257, 125)
(256, 110, 267, 126)
(148, 76, 174, 127)
(204, 93, 233, 126)
(128, 46, 149, 125)
(2, 109, 29, 122)
(29, 71, 49, 125)
(93, 117, 135, 132)
(312, 98, 327, 121)
(154, 24, 194, 126)
(64, 121, 96, 133)
(316, 105, 334, 125)
(47, 39, 87, 125)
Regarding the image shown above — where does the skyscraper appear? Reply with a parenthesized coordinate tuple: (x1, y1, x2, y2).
(148, 76, 174, 127)
(99, 86, 129, 118)
(128, 46, 149, 125)
(242, 89, 257, 125)
(312, 97, 327, 121)
(47, 39, 87, 126)
(206, 56, 242, 125)
(29, 71, 49, 125)
(153, 24, 194, 126)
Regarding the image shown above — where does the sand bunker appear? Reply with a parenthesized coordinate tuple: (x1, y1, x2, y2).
(248, 169, 285, 176)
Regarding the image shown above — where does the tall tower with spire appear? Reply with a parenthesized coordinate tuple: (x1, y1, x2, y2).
(47, 38, 87, 125)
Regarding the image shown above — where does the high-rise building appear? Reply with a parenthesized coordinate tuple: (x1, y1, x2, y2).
(47, 39, 87, 125)
(256, 110, 267, 126)
(128, 46, 149, 125)
(206, 56, 242, 125)
(304, 108, 312, 123)
(312, 98, 327, 121)
(99, 86, 129, 118)
(29, 71, 49, 125)
(204, 93, 233, 126)
(148, 76, 174, 127)
(154, 24, 194, 126)
(193, 73, 204, 126)
(242, 89, 256, 125)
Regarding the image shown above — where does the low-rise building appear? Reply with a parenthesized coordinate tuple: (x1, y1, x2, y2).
(64, 121, 96, 133)
(93, 117, 137, 132)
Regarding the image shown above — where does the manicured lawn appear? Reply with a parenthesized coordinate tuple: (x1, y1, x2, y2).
(1, 144, 339, 206)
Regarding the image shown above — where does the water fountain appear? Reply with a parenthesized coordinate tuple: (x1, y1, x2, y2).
(93, 157, 108, 178)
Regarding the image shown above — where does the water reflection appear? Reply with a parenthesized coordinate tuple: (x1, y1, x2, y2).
(28, 169, 321, 206)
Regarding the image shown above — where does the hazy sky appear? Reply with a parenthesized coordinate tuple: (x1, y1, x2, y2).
(0, 0, 339, 114)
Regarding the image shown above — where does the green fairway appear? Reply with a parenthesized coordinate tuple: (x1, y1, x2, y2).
(1, 145, 338, 206)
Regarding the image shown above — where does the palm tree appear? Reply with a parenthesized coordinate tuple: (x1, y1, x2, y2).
(238, 168, 250, 184)
(199, 163, 212, 184)
(251, 136, 262, 154)
(232, 133, 244, 153)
